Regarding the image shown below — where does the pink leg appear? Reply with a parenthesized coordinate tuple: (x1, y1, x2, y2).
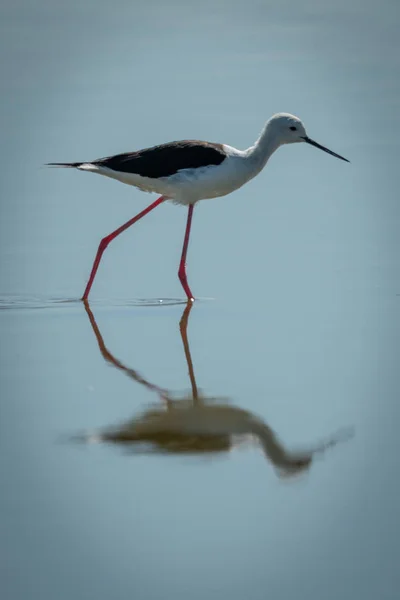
(82, 195, 165, 300)
(178, 204, 195, 301)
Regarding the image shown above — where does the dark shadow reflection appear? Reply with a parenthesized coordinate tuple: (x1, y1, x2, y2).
(79, 301, 352, 478)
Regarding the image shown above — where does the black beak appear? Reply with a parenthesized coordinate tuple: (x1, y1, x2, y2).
(302, 136, 349, 163)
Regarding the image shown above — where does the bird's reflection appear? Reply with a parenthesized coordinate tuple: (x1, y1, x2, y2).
(80, 301, 352, 477)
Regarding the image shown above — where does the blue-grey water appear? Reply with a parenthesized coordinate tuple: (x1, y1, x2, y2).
(1, 1, 400, 599)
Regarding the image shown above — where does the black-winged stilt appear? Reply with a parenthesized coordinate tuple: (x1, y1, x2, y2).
(48, 113, 349, 301)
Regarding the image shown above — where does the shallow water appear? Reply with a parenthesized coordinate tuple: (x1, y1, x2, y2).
(1, 1, 400, 599)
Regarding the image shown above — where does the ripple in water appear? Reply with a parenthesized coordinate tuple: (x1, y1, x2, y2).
(0, 294, 214, 311)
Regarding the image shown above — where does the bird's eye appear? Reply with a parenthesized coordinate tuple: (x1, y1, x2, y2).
(289, 126, 297, 131)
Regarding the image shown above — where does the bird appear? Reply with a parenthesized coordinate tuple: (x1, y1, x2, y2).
(47, 113, 349, 301)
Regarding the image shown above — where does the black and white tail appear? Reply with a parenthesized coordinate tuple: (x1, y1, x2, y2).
(46, 162, 83, 168)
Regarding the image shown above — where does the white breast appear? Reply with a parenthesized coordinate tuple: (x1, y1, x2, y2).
(162, 147, 254, 205)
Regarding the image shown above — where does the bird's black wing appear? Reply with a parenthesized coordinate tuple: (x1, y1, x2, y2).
(93, 140, 227, 179)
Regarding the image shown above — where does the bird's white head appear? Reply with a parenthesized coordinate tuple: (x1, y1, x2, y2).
(267, 113, 349, 162)
(267, 113, 307, 144)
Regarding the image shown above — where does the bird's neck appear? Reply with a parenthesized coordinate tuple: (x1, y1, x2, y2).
(244, 121, 282, 173)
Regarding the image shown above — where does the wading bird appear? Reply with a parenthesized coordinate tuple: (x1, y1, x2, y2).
(48, 114, 349, 300)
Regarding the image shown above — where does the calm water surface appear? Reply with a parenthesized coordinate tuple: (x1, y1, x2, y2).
(1, 1, 400, 599)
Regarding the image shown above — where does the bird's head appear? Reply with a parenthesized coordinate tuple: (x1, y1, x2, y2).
(267, 113, 349, 162)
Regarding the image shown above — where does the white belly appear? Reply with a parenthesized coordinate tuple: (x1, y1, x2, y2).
(160, 161, 251, 204)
